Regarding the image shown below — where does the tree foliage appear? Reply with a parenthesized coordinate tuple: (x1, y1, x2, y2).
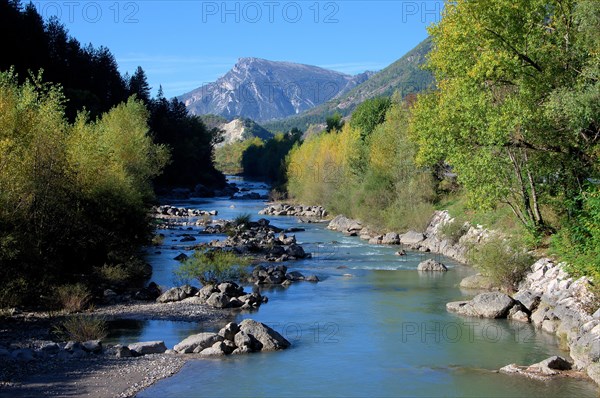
(410, 0, 600, 235)
(286, 96, 436, 231)
(0, 72, 168, 306)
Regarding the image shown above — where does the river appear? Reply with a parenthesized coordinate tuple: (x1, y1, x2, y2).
(110, 177, 598, 397)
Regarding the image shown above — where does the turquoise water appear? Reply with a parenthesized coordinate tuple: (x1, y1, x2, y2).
(120, 178, 598, 397)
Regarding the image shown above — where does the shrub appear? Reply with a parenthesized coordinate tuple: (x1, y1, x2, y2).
(467, 237, 535, 292)
(440, 219, 469, 245)
(233, 213, 251, 227)
(55, 284, 91, 313)
(98, 265, 130, 285)
(55, 315, 107, 342)
(551, 184, 600, 281)
(175, 250, 249, 285)
(151, 234, 165, 246)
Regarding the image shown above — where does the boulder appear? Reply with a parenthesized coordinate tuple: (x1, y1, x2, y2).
(115, 345, 132, 358)
(40, 342, 60, 355)
(174, 253, 189, 262)
(531, 356, 572, 372)
(400, 231, 425, 245)
(417, 259, 448, 272)
(234, 330, 255, 350)
(286, 271, 305, 281)
(447, 292, 515, 318)
(197, 284, 217, 301)
(82, 340, 102, 354)
(199, 342, 227, 356)
(206, 292, 230, 308)
(218, 322, 240, 341)
(174, 333, 223, 354)
(381, 232, 400, 245)
(128, 341, 167, 356)
(238, 319, 291, 351)
(305, 275, 320, 282)
(156, 286, 193, 303)
(64, 341, 82, 352)
(513, 290, 541, 312)
(286, 244, 306, 258)
(134, 282, 162, 301)
(217, 282, 243, 297)
(507, 304, 530, 323)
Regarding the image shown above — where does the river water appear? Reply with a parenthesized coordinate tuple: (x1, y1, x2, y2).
(112, 177, 598, 397)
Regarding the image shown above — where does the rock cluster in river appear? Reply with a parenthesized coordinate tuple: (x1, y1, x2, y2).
(207, 219, 310, 262)
(174, 320, 290, 356)
(156, 282, 267, 309)
(251, 264, 319, 285)
(259, 203, 328, 219)
(153, 205, 218, 218)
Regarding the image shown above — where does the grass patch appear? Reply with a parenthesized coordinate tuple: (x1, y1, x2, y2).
(54, 315, 107, 342)
(440, 219, 469, 244)
(55, 284, 91, 313)
(233, 213, 251, 227)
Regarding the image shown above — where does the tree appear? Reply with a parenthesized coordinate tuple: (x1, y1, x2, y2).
(350, 97, 392, 140)
(326, 112, 344, 133)
(410, 0, 600, 234)
(128, 66, 151, 104)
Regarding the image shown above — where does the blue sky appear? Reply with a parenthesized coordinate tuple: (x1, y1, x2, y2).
(33, 1, 444, 97)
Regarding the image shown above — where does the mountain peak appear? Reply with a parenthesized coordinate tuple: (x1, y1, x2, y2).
(179, 58, 372, 122)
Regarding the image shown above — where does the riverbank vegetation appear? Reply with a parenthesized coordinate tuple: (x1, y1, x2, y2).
(0, 1, 225, 308)
(284, 0, 600, 283)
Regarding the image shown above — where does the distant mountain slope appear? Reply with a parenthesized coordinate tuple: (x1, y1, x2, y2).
(199, 115, 273, 147)
(263, 38, 434, 133)
(178, 58, 373, 122)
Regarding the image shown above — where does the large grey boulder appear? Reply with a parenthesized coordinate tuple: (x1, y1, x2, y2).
(327, 215, 362, 233)
(400, 231, 425, 245)
(417, 259, 448, 272)
(286, 271, 305, 281)
(286, 244, 306, 258)
(128, 341, 167, 356)
(199, 342, 227, 356)
(218, 322, 240, 341)
(447, 292, 515, 318)
(157, 285, 196, 303)
(234, 330, 255, 350)
(174, 333, 223, 354)
(206, 292, 230, 308)
(381, 232, 400, 245)
(238, 319, 291, 351)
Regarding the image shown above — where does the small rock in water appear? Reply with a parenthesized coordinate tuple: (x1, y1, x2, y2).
(417, 259, 448, 272)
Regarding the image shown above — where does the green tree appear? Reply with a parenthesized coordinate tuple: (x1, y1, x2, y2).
(410, 0, 600, 235)
(128, 66, 151, 104)
(326, 112, 344, 133)
(350, 97, 392, 140)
